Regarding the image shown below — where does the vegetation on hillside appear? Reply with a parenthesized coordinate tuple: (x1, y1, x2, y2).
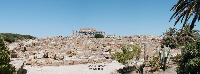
(0, 36, 15, 74)
(94, 34, 104, 38)
(0, 33, 36, 43)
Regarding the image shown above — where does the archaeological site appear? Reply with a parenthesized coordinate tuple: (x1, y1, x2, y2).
(1, 0, 200, 74)
(5, 28, 181, 74)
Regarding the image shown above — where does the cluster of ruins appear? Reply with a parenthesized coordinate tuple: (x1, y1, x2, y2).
(9, 35, 162, 66)
(72, 28, 105, 37)
(8, 28, 182, 74)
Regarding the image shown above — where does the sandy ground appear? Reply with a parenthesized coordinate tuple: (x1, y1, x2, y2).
(24, 61, 124, 74)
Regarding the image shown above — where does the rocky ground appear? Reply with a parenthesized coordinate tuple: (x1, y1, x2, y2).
(8, 35, 180, 74)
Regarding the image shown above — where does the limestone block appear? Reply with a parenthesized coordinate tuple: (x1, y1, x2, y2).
(36, 53, 44, 59)
(54, 54, 64, 60)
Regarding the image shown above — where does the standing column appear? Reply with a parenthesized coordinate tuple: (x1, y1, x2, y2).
(78, 31, 80, 36)
(75, 31, 77, 37)
(72, 30, 74, 37)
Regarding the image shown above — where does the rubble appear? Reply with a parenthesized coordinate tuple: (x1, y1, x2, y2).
(8, 35, 162, 66)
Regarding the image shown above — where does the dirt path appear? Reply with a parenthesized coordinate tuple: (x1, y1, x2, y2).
(24, 61, 124, 74)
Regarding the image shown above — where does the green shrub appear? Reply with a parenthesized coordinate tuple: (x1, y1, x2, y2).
(0, 33, 36, 43)
(149, 56, 160, 72)
(94, 34, 104, 38)
(0, 36, 15, 74)
(111, 44, 141, 65)
(177, 40, 200, 74)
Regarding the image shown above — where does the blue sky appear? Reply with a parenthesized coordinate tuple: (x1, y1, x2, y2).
(0, 0, 191, 38)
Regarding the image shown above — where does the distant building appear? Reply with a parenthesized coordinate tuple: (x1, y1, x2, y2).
(72, 28, 105, 36)
(79, 28, 105, 35)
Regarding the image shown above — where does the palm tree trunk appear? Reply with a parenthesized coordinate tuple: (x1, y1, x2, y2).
(190, 14, 198, 31)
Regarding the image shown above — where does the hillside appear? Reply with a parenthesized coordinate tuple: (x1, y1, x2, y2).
(8, 35, 181, 74)
(0, 33, 36, 43)
(9, 36, 161, 66)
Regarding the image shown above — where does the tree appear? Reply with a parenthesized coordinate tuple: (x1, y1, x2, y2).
(161, 24, 199, 49)
(170, 0, 200, 31)
(0, 36, 15, 74)
(177, 39, 200, 74)
(177, 24, 199, 37)
(94, 34, 104, 38)
(170, 1, 200, 73)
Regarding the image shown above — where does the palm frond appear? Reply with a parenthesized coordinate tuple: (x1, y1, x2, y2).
(170, 0, 200, 30)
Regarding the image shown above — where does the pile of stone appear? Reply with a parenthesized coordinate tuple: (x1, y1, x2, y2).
(8, 35, 161, 66)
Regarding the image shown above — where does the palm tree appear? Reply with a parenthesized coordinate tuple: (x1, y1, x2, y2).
(178, 24, 199, 37)
(170, 0, 200, 31)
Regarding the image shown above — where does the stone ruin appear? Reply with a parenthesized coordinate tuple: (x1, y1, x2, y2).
(8, 35, 162, 67)
(72, 28, 105, 37)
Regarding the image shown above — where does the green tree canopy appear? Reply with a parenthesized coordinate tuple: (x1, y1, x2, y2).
(94, 34, 104, 38)
(0, 36, 15, 74)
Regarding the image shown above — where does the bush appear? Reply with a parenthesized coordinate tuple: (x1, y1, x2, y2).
(0, 36, 15, 74)
(161, 36, 178, 49)
(161, 25, 199, 49)
(149, 57, 160, 72)
(111, 44, 141, 65)
(177, 40, 200, 74)
(94, 34, 104, 38)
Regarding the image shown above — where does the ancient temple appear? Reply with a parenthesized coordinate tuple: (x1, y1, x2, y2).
(72, 28, 105, 36)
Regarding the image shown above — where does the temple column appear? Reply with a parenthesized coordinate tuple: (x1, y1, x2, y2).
(72, 30, 74, 37)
